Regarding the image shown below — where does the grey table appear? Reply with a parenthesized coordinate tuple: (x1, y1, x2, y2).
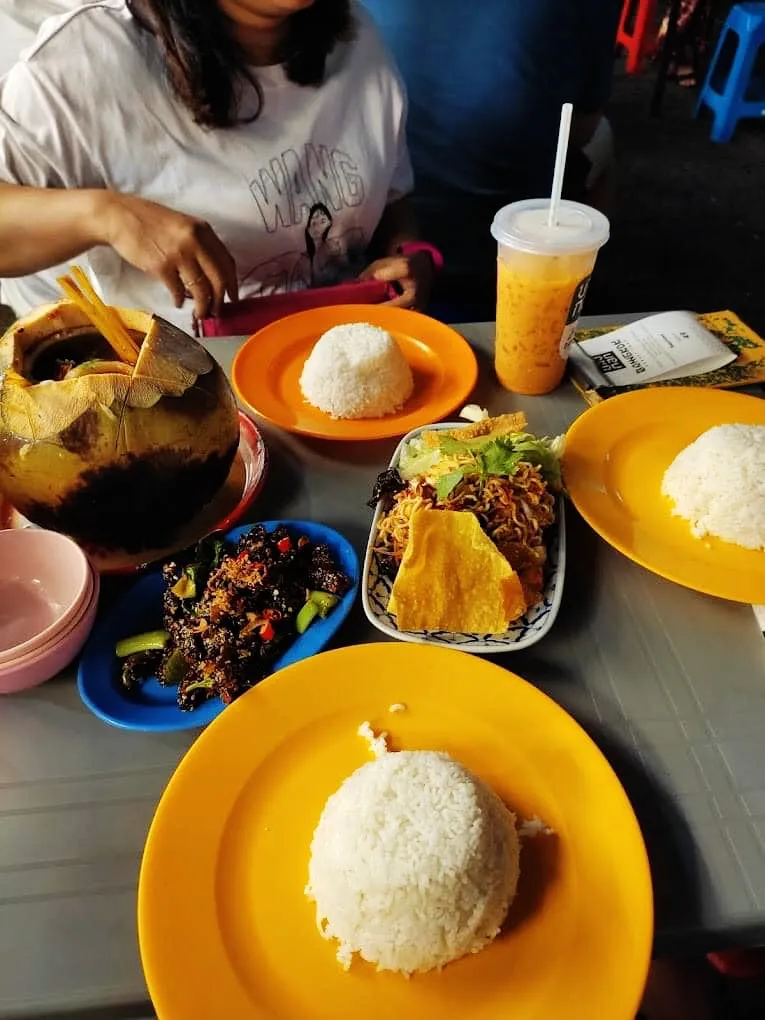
(1, 319, 764, 1019)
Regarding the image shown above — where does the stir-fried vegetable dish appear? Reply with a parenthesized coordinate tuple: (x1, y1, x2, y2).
(116, 525, 351, 710)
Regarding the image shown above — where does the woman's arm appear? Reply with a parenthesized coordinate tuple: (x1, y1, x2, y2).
(0, 182, 238, 318)
(0, 182, 106, 275)
(361, 196, 437, 309)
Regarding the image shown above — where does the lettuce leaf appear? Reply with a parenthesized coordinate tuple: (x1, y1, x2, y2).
(435, 469, 465, 501)
(398, 437, 441, 481)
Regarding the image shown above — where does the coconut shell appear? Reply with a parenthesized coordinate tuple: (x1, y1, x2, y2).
(0, 301, 240, 554)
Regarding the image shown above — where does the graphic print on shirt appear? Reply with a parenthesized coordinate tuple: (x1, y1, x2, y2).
(244, 143, 368, 294)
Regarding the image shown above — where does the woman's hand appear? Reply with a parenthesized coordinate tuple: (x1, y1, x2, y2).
(101, 192, 238, 319)
(359, 250, 435, 310)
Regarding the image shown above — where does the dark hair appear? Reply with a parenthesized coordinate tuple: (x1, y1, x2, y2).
(304, 202, 333, 260)
(127, 0, 354, 129)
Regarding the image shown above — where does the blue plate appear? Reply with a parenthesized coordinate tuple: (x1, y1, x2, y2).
(77, 521, 360, 732)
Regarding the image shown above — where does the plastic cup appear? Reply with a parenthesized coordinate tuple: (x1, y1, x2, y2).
(490, 199, 610, 395)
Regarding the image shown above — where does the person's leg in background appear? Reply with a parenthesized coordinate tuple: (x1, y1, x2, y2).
(655, 0, 715, 86)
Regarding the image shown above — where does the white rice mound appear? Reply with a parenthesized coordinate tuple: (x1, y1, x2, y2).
(305, 750, 520, 975)
(299, 322, 414, 420)
(661, 423, 765, 550)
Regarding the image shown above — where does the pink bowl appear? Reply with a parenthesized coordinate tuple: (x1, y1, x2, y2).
(0, 529, 92, 661)
(0, 576, 100, 694)
(0, 565, 96, 665)
(0, 569, 100, 665)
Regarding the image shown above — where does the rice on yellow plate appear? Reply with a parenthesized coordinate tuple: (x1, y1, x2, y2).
(305, 724, 521, 975)
(661, 423, 765, 550)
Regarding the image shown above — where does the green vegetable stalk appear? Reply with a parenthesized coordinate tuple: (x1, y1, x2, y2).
(115, 630, 169, 658)
(296, 591, 341, 634)
(311, 591, 340, 617)
(162, 648, 190, 686)
(296, 601, 319, 635)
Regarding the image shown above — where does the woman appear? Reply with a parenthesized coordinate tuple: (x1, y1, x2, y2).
(0, 0, 433, 327)
(361, 0, 620, 322)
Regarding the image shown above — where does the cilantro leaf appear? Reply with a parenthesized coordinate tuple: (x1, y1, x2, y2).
(435, 429, 564, 488)
(477, 439, 524, 477)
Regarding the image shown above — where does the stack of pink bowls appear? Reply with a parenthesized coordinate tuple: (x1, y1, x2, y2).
(0, 528, 100, 693)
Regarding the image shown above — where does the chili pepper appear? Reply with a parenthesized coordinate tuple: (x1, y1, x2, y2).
(277, 536, 292, 554)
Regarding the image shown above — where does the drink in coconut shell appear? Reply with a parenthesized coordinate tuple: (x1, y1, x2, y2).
(0, 268, 240, 562)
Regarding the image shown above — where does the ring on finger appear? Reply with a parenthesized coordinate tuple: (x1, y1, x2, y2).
(182, 274, 206, 289)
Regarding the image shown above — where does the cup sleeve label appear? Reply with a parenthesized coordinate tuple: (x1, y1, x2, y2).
(559, 274, 592, 356)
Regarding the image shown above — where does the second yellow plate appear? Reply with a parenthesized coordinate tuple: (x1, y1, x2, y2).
(139, 643, 652, 1020)
(563, 386, 765, 603)
(231, 305, 478, 440)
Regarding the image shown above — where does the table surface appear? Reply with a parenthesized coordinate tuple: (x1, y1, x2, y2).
(1, 319, 764, 1019)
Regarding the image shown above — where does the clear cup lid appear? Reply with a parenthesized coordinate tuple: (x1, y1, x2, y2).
(490, 198, 610, 255)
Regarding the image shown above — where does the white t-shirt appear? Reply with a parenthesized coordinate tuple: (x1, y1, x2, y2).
(0, 1, 412, 328)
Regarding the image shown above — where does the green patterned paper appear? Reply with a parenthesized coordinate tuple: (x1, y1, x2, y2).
(572, 311, 765, 406)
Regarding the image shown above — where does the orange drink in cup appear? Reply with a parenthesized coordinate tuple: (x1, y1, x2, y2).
(490, 198, 610, 395)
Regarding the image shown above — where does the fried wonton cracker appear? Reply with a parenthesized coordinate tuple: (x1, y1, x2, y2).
(388, 509, 526, 633)
(419, 411, 528, 450)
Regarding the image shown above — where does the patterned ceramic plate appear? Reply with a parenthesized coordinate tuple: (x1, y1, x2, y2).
(361, 423, 566, 652)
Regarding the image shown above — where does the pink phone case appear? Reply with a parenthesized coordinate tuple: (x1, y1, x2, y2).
(197, 280, 394, 337)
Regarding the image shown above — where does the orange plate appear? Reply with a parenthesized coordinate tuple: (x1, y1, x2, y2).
(563, 386, 765, 603)
(139, 643, 652, 1020)
(231, 305, 479, 440)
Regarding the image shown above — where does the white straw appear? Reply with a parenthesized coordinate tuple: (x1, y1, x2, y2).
(547, 102, 573, 229)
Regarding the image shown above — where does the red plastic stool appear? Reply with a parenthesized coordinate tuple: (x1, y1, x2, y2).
(617, 0, 659, 73)
(707, 949, 765, 978)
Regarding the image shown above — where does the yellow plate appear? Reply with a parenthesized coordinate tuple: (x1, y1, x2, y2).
(563, 386, 765, 603)
(231, 305, 478, 441)
(138, 643, 652, 1020)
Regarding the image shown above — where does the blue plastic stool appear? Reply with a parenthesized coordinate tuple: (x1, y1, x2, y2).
(695, 3, 765, 142)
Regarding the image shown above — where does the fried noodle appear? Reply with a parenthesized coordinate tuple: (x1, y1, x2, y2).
(374, 464, 556, 581)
